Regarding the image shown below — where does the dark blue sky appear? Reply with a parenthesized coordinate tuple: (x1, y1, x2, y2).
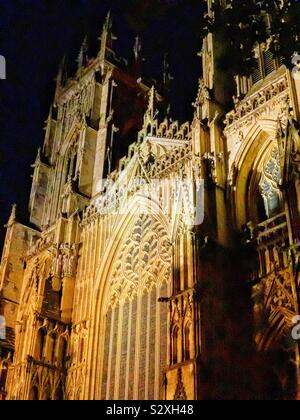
(0, 0, 204, 246)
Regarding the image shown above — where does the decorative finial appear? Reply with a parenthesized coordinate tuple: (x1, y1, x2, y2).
(146, 86, 157, 120)
(47, 105, 52, 121)
(31, 148, 41, 169)
(162, 53, 173, 87)
(143, 86, 160, 133)
(44, 106, 52, 131)
(56, 56, 66, 88)
(7, 204, 17, 227)
(36, 147, 41, 162)
(55, 56, 67, 101)
(104, 10, 112, 33)
(77, 37, 88, 70)
(133, 36, 142, 62)
(99, 11, 117, 68)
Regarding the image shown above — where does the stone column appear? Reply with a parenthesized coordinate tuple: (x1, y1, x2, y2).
(187, 230, 196, 288)
(190, 293, 196, 361)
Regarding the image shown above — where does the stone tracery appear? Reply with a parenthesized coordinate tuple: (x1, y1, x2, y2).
(106, 213, 172, 308)
(100, 213, 171, 400)
(259, 146, 283, 218)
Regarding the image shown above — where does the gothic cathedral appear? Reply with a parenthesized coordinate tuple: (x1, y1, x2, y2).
(1, 1, 300, 400)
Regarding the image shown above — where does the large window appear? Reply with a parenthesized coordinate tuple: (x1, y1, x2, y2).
(100, 214, 172, 400)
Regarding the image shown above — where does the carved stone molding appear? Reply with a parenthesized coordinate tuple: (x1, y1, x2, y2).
(106, 213, 172, 308)
(224, 74, 289, 135)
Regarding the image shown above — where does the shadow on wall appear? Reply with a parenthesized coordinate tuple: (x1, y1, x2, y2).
(198, 237, 298, 400)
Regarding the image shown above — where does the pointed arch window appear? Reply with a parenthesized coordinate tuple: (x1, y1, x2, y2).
(47, 334, 56, 365)
(65, 149, 78, 182)
(36, 328, 47, 361)
(100, 214, 171, 400)
(58, 336, 68, 367)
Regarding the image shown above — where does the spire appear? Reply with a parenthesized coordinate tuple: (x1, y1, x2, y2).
(197, 0, 234, 114)
(47, 105, 53, 121)
(77, 37, 88, 70)
(133, 36, 142, 62)
(36, 148, 41, 164)
(130, 36, 145, 78)
(43, 107, 53, 156)
(44, 106, 52, 132)
(99, 11, 116, 66)
(146, 86, 158, 121)
(56, 56, 66, 87)
(31, 148, 41, 169)
(55, 56, 66, 101)
(104, 10, 112, 33)
(6, 204, 17, 227)
(162, 53, 174, 89)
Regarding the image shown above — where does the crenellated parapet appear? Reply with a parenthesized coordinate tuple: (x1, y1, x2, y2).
(140, 117, 191, 143)
(150, 119, 191, 141)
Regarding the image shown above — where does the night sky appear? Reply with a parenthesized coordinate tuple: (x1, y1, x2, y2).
(0, 0, 204, 247)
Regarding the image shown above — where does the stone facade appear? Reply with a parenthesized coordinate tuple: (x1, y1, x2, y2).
(1, 3, 300, 400)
